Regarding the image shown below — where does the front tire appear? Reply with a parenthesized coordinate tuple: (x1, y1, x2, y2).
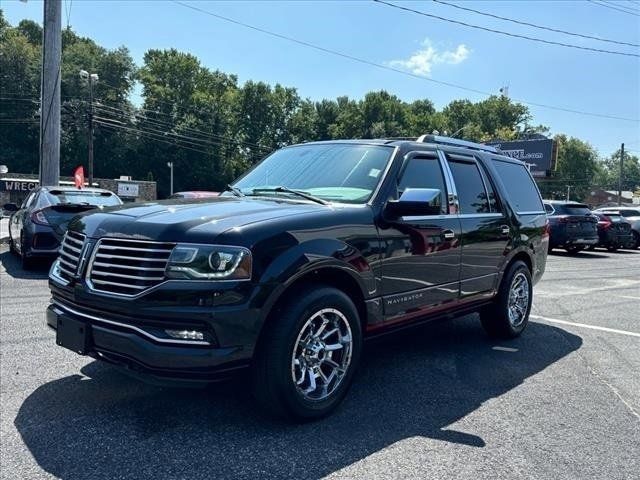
(565, 245, 583, 255)
(251, 286, 362, 421)
(480, 261, 532, 339)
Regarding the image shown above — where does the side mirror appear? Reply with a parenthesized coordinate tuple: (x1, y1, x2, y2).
(2, 203, 19, 213)
(385, 188, 442, 218)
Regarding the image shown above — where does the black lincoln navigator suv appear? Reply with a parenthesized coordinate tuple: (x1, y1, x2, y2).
(48, 135, 549, 420)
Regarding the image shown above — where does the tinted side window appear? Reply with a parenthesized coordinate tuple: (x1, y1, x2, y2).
(620, 209, 640, 217)
(492, 160, 544, 213)
(447, 160, 490, 214)
(397, 155, 447, 214)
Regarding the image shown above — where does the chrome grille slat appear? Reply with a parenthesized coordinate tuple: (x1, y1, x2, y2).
(90, 279, 149, 290)
(91, 261, 165, 272)
(66, 236, 84, 246)
(95, 253, 169, 262)
(91, 270, 165, 281)
(57, 232, 86, 281)
(88, 238, 175, 296)
(62, 243, 82, 253)
(98, 245, 173, 253)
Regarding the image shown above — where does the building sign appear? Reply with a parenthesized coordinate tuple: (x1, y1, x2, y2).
(117, 182, 139, 197)
(0, 179, 39, 192)
(487, 138, 556, 177)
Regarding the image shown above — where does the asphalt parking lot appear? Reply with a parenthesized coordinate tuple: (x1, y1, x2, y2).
(1, 246, 639, 480)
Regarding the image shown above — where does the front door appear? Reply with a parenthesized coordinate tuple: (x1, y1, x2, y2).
(377, 152, 462, 324)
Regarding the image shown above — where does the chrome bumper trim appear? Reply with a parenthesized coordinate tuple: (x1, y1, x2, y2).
(51, 300, 210, 346)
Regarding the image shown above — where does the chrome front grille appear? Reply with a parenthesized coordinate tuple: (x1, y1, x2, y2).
(58, 231, 86, 280)
(88, 238, 175, 296)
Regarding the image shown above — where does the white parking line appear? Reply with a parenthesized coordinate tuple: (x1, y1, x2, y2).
(530, 314, 640, 338)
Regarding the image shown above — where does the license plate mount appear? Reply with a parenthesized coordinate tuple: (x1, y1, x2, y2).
(56, 316, 92, 355)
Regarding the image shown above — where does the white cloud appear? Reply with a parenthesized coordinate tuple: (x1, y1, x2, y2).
(388, 39, 470, 76)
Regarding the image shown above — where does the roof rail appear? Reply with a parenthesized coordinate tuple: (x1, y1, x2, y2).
(416, 134, 499, 153)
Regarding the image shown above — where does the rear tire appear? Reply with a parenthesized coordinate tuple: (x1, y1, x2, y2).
(565, 246, 583, 255)
(632, 232, 640, 250)
(606, 244, 618, 252)
(480, 261, 532, 339)
(251, 286, 362, 421)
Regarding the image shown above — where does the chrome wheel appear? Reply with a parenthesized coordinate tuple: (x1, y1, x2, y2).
(291, 308, 353, 402)
(508, 272, 529, 327)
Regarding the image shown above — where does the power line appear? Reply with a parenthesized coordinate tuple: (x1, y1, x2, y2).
(93, 101, 272, 152)
(430, 0, 639, 47)
(172, 1, 639, 122)
(95, 114, 233, 150)
(588, 0, 640, 16)
(374, 0, 638, 57)
(96, 121, 213, 156)
(599, 0, 640, 14)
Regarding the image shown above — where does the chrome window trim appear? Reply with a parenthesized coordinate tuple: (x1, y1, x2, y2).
(51, 300, 211, 346)
(436, 150, 459, 212)
(400, 212, 504, 221)
(517, 210, 546, 215)
(401, 214, 451, 221)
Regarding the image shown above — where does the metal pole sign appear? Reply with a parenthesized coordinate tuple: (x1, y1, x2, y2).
(487, 138, 557, 177)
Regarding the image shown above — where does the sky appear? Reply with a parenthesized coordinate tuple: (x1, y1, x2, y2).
(3, 0, 639, 157)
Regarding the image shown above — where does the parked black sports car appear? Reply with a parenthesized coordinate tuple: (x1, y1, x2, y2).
(590, 211, 635, 251)
(4, 186, 122, 268)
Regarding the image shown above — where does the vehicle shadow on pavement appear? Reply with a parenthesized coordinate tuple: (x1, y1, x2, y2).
(0, 250, 51, 279)
(14, 318, 581, 480)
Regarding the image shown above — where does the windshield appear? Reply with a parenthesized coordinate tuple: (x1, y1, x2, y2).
(46, 191, 122, 207)
(233, 144, 394, 204)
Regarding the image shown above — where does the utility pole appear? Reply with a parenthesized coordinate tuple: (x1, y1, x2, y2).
(80, 70, 99, 186)
(167, 162, 174, 195)
(618, 143, 625, 206)
(566, 184, 571, 201)
(39, 0, 62, 187)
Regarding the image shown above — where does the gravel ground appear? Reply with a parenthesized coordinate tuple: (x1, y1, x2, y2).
(1, 246, 639, 479)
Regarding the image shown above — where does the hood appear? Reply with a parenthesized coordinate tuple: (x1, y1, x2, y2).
(69, 196, 332, 244)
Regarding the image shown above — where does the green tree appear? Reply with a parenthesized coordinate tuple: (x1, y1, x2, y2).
(542, 134, 599, 201)
(595, 149, 640, 191)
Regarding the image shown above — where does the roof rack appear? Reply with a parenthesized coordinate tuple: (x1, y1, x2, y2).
(416, 134, 499, 153)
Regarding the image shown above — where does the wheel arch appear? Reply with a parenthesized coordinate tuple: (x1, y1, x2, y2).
(255, 265, 369, 353)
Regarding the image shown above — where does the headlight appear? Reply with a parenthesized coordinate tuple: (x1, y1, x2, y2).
(166, 244, 252, 280)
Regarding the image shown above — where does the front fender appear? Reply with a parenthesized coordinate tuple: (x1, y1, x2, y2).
(257, 238, 375, 321)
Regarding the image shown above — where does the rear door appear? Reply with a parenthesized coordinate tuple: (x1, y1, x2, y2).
(377, 151, 462, 322)
(444, 152, 510, 298)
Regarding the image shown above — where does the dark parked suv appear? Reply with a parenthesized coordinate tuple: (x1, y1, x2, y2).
(47, 136, 549, 420)
(543, 201, 598, 254)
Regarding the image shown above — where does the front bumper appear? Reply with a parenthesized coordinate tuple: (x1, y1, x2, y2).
(47, 296, 259, 384)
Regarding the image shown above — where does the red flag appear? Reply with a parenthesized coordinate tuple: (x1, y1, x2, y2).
(74, 166, 85, 189)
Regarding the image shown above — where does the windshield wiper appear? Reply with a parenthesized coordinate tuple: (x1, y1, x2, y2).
(250, 186, 329, 205)
(224, 184, 245, 197)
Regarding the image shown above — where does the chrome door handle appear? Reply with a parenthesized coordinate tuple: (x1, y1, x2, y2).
(501, 225, 510, 235)
(442, 229, 456, 239)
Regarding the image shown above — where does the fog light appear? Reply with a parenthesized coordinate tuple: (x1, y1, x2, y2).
(165, 329, 205, 341)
